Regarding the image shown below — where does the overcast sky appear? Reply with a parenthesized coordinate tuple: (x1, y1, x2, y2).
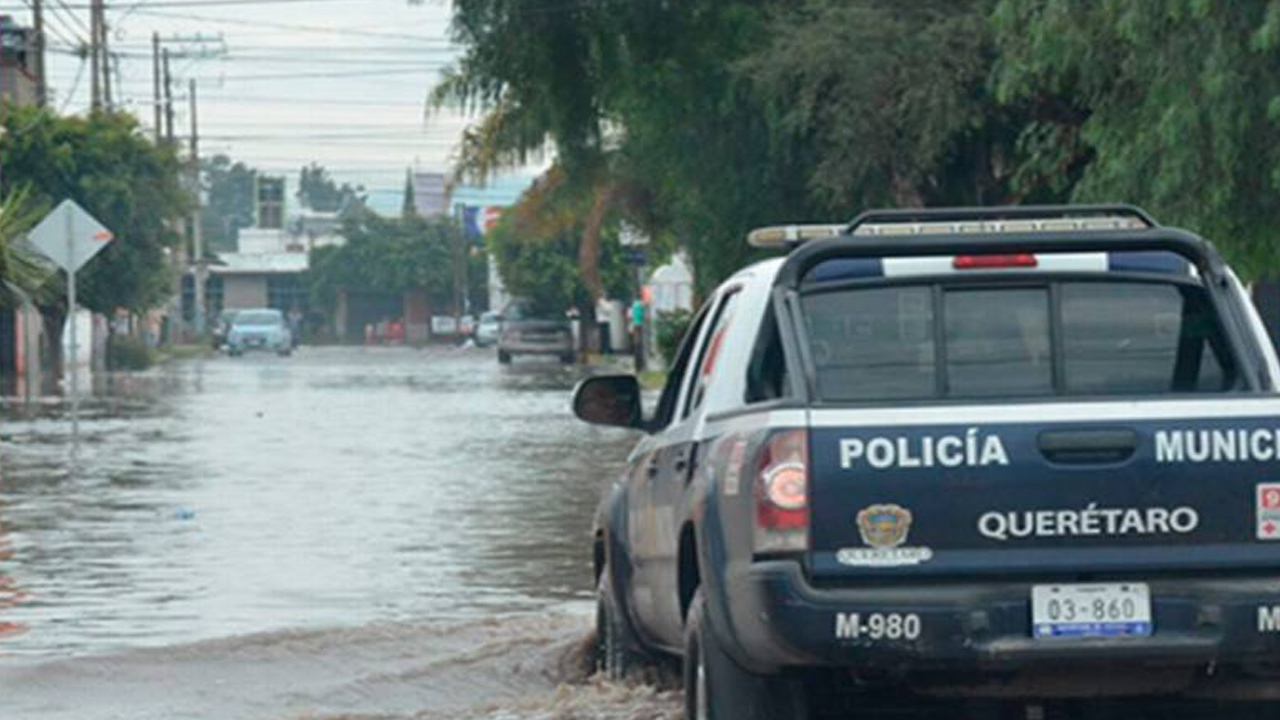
(14, 0, 517, 212)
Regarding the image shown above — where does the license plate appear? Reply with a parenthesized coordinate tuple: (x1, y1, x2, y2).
(1031, 583, 1152, 639)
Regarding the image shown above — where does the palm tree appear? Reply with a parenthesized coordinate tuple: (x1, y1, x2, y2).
(0, 188, 53, 306)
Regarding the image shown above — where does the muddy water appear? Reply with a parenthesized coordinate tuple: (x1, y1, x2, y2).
(0, 347, 677, 719)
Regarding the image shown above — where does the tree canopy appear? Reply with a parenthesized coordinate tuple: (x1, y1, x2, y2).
(0, 107, 188, 314)
(202, 154, 257, 253)
(309, 209, 470, 312)
(0, 188, 56, 307)
(298, 162, 366, 214)
(994, 0, 1280, 276)
(486, 167, 635, 314)
(442, 0, 1280, 291)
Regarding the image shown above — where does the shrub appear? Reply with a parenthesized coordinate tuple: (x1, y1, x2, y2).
(655, 308, 693, 365)
(108, 335, 156, 371)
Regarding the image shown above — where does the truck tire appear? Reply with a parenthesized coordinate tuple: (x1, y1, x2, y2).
(683, 589, 809, 720)
(596, 565, 646, 680)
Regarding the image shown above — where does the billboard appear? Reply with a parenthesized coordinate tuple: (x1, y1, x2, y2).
(413, 172, 449, 217)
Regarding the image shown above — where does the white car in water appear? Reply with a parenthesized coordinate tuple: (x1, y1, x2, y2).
(226, 308, 293, 357)
(474, 311, 502, 347)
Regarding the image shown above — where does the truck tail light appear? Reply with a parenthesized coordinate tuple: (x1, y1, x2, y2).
(754, 429, 809, 554)
(953, 253, 1038, 269)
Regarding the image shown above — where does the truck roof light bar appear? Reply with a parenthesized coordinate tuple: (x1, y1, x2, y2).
(853, 215, 1148, 237)
(847, 204, 1157, 235)
(748, 224, 845, 249)
(853, 215, 1149, 237)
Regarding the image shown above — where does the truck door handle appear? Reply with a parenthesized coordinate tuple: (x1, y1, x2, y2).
(1038, 429, 1138, 464)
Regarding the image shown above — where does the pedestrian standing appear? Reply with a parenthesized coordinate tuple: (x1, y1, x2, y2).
(630, 298, 645, 372)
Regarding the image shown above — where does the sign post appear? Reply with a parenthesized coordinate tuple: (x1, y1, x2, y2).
(29, 200, 115, 434)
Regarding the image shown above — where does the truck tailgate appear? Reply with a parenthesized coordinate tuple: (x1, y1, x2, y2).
(806, 399, 1280, 579)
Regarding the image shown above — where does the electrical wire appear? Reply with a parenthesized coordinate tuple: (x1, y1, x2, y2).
(130, 7, 447, 42)
(192, 66, 439, 80)
(58, 56, 88, 112)
(45, 45, 447, 66)
(0, 0, 375, 8)
(51, 0, 92, 35)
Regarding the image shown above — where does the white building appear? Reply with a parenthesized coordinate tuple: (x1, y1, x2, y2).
(190, 209, 346, 320)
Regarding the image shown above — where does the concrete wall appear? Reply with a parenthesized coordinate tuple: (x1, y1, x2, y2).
(223, 275, 269, 310)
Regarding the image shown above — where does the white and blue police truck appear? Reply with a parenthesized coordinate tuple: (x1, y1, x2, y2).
(574, 205, 1280, 719)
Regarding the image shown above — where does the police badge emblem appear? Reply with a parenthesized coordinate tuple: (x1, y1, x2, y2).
(857, 504, 913, 549)
(838, 503, 933, 567)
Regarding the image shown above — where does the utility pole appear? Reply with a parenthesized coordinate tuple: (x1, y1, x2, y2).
(89, 0, 101, 110)
(189, 79, 206, 335)
(162, 48, 174, 144)
(152, 33, 161, 142)
(32, 0, 46, 107)
(101, 6, 112, 110)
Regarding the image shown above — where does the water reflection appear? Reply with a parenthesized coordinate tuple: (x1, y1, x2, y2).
(0, 347, 637, 659)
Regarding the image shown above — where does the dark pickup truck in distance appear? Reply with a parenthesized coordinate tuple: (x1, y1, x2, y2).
(573, 205, 1280, 719)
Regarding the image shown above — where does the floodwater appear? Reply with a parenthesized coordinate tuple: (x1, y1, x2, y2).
(0, 347, 680, 720)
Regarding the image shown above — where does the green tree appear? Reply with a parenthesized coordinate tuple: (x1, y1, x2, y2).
(486, 168, 633, 315)
(0, 107, 188, 315)
(310, 209, 459, 312)
(439, 1, 823, 296)
(298, 162, 365, 214)
(993, 0, 1280, 276)
(0, 188, 55, 306)
(741, 0, 1020, 210)
(201, 154, 257, 253)
(401, 170, 417, 218)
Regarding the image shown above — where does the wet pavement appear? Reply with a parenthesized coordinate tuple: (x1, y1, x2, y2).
(0, 347, 679, 719)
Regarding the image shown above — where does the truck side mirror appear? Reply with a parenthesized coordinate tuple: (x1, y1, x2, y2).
(572, 375, 643, 430)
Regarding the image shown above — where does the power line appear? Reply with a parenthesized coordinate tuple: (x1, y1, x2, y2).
(18, 0, 81, 48)
(124, 93, 428, 107)
(58, 56, 87, 112)
(83, 41, 457, 52)
(51, 0, 91, 34)
(46, 46, 442, 65)
(130, 7, 447, 41)
(200, 132, 456, 140)
(1, 0, 374, 8)
(41, 0, 90, 47)
(187, 66, 439, 80)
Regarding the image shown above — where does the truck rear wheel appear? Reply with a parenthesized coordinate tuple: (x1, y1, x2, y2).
(683, 589, 808, 720)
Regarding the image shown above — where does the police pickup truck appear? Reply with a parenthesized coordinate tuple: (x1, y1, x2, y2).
(572, 206, 1280, 719)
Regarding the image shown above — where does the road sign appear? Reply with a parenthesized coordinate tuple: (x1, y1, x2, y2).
(624, 247, 648, 266)
(27, 200, 115, 433)
(28, 200, 115, 273)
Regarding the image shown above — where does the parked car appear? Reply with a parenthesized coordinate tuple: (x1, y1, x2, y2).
(226, 308, 293, 357)
(474, 311, 502, 347)
(574, 205, 1280, 719)
(496, 299, 574, 364)
(211, 309, 239, 349)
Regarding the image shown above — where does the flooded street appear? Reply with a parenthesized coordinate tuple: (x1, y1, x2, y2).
(0, 347, 679, 719)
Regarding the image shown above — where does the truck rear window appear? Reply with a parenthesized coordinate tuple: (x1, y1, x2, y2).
(801, 281, 1234, 402)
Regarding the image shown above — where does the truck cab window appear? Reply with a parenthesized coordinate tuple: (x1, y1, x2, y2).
(648, 302, 710, 430)
(746, 307, 790, 403)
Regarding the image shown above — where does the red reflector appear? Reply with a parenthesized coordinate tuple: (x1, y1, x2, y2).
(953, 253, 1038, 269)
